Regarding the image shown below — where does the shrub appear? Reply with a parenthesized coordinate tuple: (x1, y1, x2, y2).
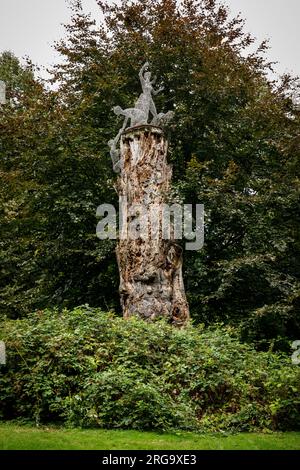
(0, 306, 299, 431)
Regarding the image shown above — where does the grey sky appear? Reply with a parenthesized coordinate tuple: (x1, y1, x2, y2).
(0, 0, 299, 79)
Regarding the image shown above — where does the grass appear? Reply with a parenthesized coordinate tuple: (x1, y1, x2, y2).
(0, 423, 299, 450)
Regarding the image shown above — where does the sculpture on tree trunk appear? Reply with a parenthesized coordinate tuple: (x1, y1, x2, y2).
(109, 62, 174, 172)
(0, 80, 6, 105)
(108, 63, 189, 326)
(134, 61, 164, 122)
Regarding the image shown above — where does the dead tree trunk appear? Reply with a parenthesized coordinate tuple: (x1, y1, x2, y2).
(116, 125, 189, 326)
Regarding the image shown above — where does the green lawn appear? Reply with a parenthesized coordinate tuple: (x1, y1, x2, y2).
(0, 423, 299, 450)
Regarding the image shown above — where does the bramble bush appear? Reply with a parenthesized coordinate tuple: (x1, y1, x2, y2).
(0, 306, 299, 431)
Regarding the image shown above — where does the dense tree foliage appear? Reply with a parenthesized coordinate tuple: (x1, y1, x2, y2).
(0, 51, 118, 317)
(0, 0, 299, 350)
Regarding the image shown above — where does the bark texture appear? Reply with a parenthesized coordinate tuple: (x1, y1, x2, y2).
(116, 125, 189, 326)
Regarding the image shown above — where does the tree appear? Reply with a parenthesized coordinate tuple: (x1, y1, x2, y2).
(0, 52, 46, 317)
(0, 51, 118, 318)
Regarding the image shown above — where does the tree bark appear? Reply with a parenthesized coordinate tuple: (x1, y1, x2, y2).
(116, 125, 189, 326)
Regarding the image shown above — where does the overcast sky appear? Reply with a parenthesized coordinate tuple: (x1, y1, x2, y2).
(0, 0, 299, 80)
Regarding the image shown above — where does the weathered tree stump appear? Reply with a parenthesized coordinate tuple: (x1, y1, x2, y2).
(116, 125, 189, 326)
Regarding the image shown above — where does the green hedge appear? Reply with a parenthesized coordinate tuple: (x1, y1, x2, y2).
(0, 307, 299, 431)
